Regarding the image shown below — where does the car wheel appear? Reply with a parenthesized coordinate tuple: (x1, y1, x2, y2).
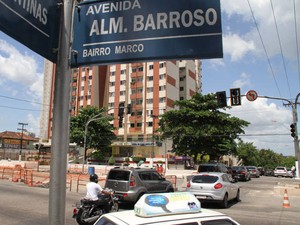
(220, 193, 228, 208)
(235, 189, 240, 202)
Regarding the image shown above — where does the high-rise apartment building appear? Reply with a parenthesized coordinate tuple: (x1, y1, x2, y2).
(41, 60, 202, 158)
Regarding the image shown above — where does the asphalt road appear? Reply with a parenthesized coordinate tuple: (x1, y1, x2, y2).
(0, 176, 299, 225)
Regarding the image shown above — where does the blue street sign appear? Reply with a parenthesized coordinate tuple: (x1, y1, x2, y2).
(71, 0, 223, 67)
(0, 0, 61, 62)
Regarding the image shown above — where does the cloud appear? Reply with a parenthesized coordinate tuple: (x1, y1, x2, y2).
(232, 72, 252, 89)
(222, 0, 300, 60)
(228, 97, 294, 156)
(223, 33, 256, 61)
(0, 39, 43, 99)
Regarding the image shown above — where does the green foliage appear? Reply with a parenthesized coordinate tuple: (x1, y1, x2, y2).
(158, 93, 250, 161)
(236, 141, 297, 169)
(131, 156, 146, 166)
(108, 155, 116, 165)
(69, 106, 116, 151)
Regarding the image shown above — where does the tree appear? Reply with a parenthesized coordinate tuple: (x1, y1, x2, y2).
(158, 93, 249, 162)
(70, 106, 116, 158)
(236, 141, 260, 165)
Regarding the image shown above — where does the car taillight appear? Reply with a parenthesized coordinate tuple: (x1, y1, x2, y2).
(130, 175, 135, 187)
(214, 183, 223, 189)
(73, 208, 77, 215)
(240, 171, 246, 174)
(187, 182, 191, 188)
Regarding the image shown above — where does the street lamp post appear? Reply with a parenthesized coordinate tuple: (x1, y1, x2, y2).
(82, 108, 114, 172)
(82, 114, 103, 172)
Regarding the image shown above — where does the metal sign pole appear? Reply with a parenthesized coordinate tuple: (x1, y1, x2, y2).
(48, 1, 74, 224)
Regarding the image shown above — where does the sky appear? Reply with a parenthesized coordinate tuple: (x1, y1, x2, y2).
(0, 0, 299, 156)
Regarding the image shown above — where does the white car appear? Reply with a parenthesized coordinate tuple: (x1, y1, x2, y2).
(186, 172, 240, 208)
(94, 192, 241, 225)
(274, 166, 288, 177)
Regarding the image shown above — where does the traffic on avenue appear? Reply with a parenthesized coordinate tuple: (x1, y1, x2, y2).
(0, 174, 300, 225)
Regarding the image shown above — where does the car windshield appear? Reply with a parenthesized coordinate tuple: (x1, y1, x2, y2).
(192, 175, 219, 183)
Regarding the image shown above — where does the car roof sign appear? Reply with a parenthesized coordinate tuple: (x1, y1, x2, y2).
(134, 192, 201, 218)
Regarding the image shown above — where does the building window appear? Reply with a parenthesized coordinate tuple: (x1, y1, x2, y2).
(137, 87, 143, 93)
(120, 91, 125, 96)
(110, 82, 115, 86)
(147, 110, 153, 116)
(146, 99, 153, 104)
(159, 97, 166, 103)
(131, 89, 136, 94)
(121, 69, 126, 74)
(147, 87, 153, 93)
(180, 87, 184, 91)
(137, 76, 143, 82)
(120, 80, 126, 85)
(131, 78, 136, 83)
(159, 62, 165, 68)
(109, 92, 114, 97)
(147, 122, 153, 127)
(149, 65, 153, 70)
(108, 103, 114, 108)
(132, 67, 136, 73)
(147, 76, 153, 81)
(138, 66, 143, 72)
(159, 74, 166, 80)
(137, 123, 142, 127)
(136, 99, 143, 105)
(130, 123, 135, 128)
(180, 97, 184, 100)
(159, 85, 166, 91)
(137, 111, 143, 116)
(110, 71, 115, 76)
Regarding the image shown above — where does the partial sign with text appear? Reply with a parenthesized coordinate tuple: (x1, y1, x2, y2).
(0, 0, 61, 62)
(71, 0, 223, 67)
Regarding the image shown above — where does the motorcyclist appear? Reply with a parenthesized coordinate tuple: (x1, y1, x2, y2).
(85, 173, 112, 210)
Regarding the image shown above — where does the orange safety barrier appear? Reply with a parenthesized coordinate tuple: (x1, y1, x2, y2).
(76, 174, 90, 192)
(165, 175, 177, 189)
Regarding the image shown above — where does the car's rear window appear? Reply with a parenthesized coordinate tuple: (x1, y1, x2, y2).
(107, 170, 130, 181)
(192, 175, 218, 183)
(198, 165, 217, 172)
(276, 167, 285, 170)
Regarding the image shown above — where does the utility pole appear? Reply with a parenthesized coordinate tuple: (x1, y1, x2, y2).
(257, 94, 300, 179)
(17, 122, 28, 162)
(48, 1, 73, 225)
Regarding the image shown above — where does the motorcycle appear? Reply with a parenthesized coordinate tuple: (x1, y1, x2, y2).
(73, 189, 119, 225)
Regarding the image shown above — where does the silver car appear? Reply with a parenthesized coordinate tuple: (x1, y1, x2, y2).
(186, 172, 240, 208)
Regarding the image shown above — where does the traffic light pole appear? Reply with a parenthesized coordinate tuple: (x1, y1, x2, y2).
(255, 94, 300, 179)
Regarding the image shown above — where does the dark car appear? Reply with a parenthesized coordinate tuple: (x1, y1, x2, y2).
(197, 163, 228, 173)
(231, 166, 251, 181)
(265, 169, 275, 176)
(258, 167, 265, 176)
(105, 167, 174, 203)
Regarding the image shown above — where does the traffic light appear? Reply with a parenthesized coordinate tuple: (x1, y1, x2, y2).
(216, 91, 227, 107)
(118, 115, 123, 128)
(230, 88, 241, 106)
(127, 104, 132, 114)
(290, 123, 297, 138)
(118, 102, 124, 116)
